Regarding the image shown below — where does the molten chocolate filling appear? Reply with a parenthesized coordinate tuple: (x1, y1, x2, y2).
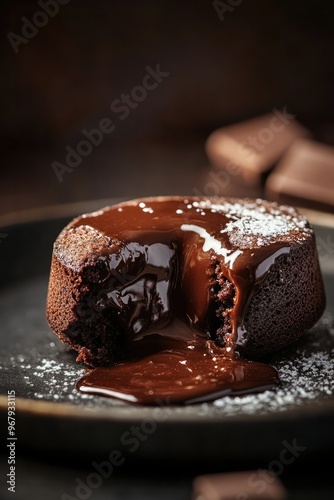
(75, 198, 291, 404)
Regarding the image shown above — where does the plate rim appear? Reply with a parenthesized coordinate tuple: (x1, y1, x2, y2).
(1, 394, 334, 422)
(1, 198, 334, 421)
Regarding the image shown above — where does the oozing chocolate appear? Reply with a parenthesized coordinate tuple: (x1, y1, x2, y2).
(70, 197, 314, 404)
(77, 333, 278, 405)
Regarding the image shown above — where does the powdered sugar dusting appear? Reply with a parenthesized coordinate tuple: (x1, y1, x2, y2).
(192, 198, 311, 248)
(5, 355, 93, 403)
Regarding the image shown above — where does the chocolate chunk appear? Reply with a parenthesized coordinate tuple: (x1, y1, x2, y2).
(192, 471, 287, 500)
(266, 139, 334, 212)
(206, 112, 310, 185)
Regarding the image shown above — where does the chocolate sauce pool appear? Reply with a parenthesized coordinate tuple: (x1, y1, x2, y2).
(77, 332, 278, 404)
(73, 197, 304, 404)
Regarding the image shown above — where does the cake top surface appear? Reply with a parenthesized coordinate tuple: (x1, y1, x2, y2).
(53, 196, 313, 269)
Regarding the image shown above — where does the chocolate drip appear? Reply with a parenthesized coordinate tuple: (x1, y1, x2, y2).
(74, 198, 304, 404)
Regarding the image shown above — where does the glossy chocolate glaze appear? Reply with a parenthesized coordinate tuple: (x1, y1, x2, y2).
(74, 197, 310, 404)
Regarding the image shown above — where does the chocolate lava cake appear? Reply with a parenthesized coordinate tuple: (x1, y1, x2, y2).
(46, 197, 325, 367)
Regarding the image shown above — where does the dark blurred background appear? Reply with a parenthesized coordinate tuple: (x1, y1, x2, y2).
(1, 0, 334, 215)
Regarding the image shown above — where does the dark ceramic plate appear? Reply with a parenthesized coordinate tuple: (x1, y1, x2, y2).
(0, 201, 334, 465)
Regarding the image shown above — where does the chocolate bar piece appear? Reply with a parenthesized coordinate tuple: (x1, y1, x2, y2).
(206, 111, 310, 185)
(266, 139, 334, 212)
(192, 471, 287, 500)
